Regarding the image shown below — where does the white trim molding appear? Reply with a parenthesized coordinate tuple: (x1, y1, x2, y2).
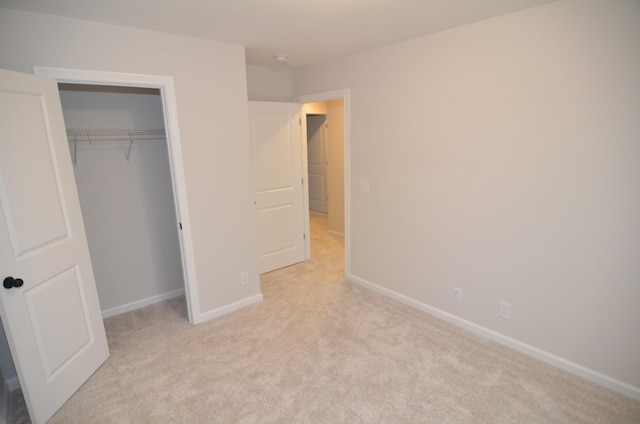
(101, 289, 186, 319)
(348, 274, 640, 401)
(195, 294, 264, 324)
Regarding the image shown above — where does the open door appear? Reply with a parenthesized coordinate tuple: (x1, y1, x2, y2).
(0, 69, 109, 423)
(249, 101, 307, 274)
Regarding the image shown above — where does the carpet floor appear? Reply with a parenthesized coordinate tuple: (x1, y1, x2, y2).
(9, 211, 640, 423)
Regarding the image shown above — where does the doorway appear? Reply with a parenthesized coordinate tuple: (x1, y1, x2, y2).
(304, 100, 345, 239)
(298, 90, 350, 277)
(0, 76, 196, 423)
(32, 67, 200, 323)
(0, 68, 199, 423)
(58, 83, 185, 318)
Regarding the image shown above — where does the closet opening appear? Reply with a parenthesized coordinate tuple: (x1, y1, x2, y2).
(57, 82, 188, 321)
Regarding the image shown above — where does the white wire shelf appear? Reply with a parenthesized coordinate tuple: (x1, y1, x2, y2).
(66, 128, 166, 164)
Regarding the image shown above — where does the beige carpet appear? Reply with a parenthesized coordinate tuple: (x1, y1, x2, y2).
(10, 211, 640, 423)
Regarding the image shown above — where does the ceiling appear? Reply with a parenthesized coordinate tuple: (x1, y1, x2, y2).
(0, 0, 560, 69)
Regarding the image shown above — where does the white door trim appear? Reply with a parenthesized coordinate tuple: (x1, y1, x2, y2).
(294, 89, 351, 278)
(32, 66, 201, 324)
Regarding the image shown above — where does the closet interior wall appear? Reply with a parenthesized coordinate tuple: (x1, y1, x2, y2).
(58, 84, 185, 315)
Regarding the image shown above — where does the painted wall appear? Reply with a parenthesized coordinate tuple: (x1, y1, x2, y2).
(0, 9, 261, 319)
(293, 0, 640, 396)
(59, 87, 184, 314)
(305, 102, 328, 114)
(246, 65, 293, 101)
(326, 100, 345, 235)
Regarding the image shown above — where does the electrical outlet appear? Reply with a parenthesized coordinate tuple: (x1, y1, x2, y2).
(499, 302, 512, 319)
(240, 271, 249, 286)
(452, 287, 462, 302)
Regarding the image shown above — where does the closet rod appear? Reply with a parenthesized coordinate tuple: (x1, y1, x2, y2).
(66, 128, 166, 165)
(66, 128, 165, 138)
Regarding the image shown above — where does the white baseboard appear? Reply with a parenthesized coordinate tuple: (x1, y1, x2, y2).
(195, 294, 263, 324)
(101, 288, 185, 319)
(327, 229, 345, 238)
(348, 274, 640, 401)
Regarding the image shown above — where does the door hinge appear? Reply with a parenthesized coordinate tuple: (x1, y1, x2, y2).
(301, 178, 304, 185)
(179, 222, 183, 230)
(303, 233, 306, 240)
(299, 118, 302, 125)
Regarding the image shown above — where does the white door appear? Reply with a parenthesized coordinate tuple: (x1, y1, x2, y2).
(306, 115, 328, 213)
(0, 69, 109, 424)
(249, 101, 306, 274)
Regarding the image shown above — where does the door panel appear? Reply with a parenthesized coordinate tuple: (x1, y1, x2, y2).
(307, 115, 328, 213)
(0, 69, 109, 424)
(249, 101, 306, 274)
(256, 204, 297, 254)
(1, 90, 69, 255)
(26, 266, 91, 377)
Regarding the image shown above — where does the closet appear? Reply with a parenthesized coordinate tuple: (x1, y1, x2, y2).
(58, 84, 185, 317)
(0, 82, 187, 422)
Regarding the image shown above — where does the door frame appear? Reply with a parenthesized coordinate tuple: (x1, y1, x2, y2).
(32, 66, 201, 324)
(295, 89, 351, 277)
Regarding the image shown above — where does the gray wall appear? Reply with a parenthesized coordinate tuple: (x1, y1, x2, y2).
(294, 0, 640, 396)
(59, 87, 184, 314)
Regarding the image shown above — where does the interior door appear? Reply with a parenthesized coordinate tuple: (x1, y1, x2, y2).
(307, 115, 328, 213)
(0, 69, 109, 424)
(249, 101, 306, 274)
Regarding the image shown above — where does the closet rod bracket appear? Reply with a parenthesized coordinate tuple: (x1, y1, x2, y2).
(126, 135, 134, 163)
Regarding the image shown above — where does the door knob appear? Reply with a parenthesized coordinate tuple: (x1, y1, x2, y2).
(3, 277, 24, 289)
